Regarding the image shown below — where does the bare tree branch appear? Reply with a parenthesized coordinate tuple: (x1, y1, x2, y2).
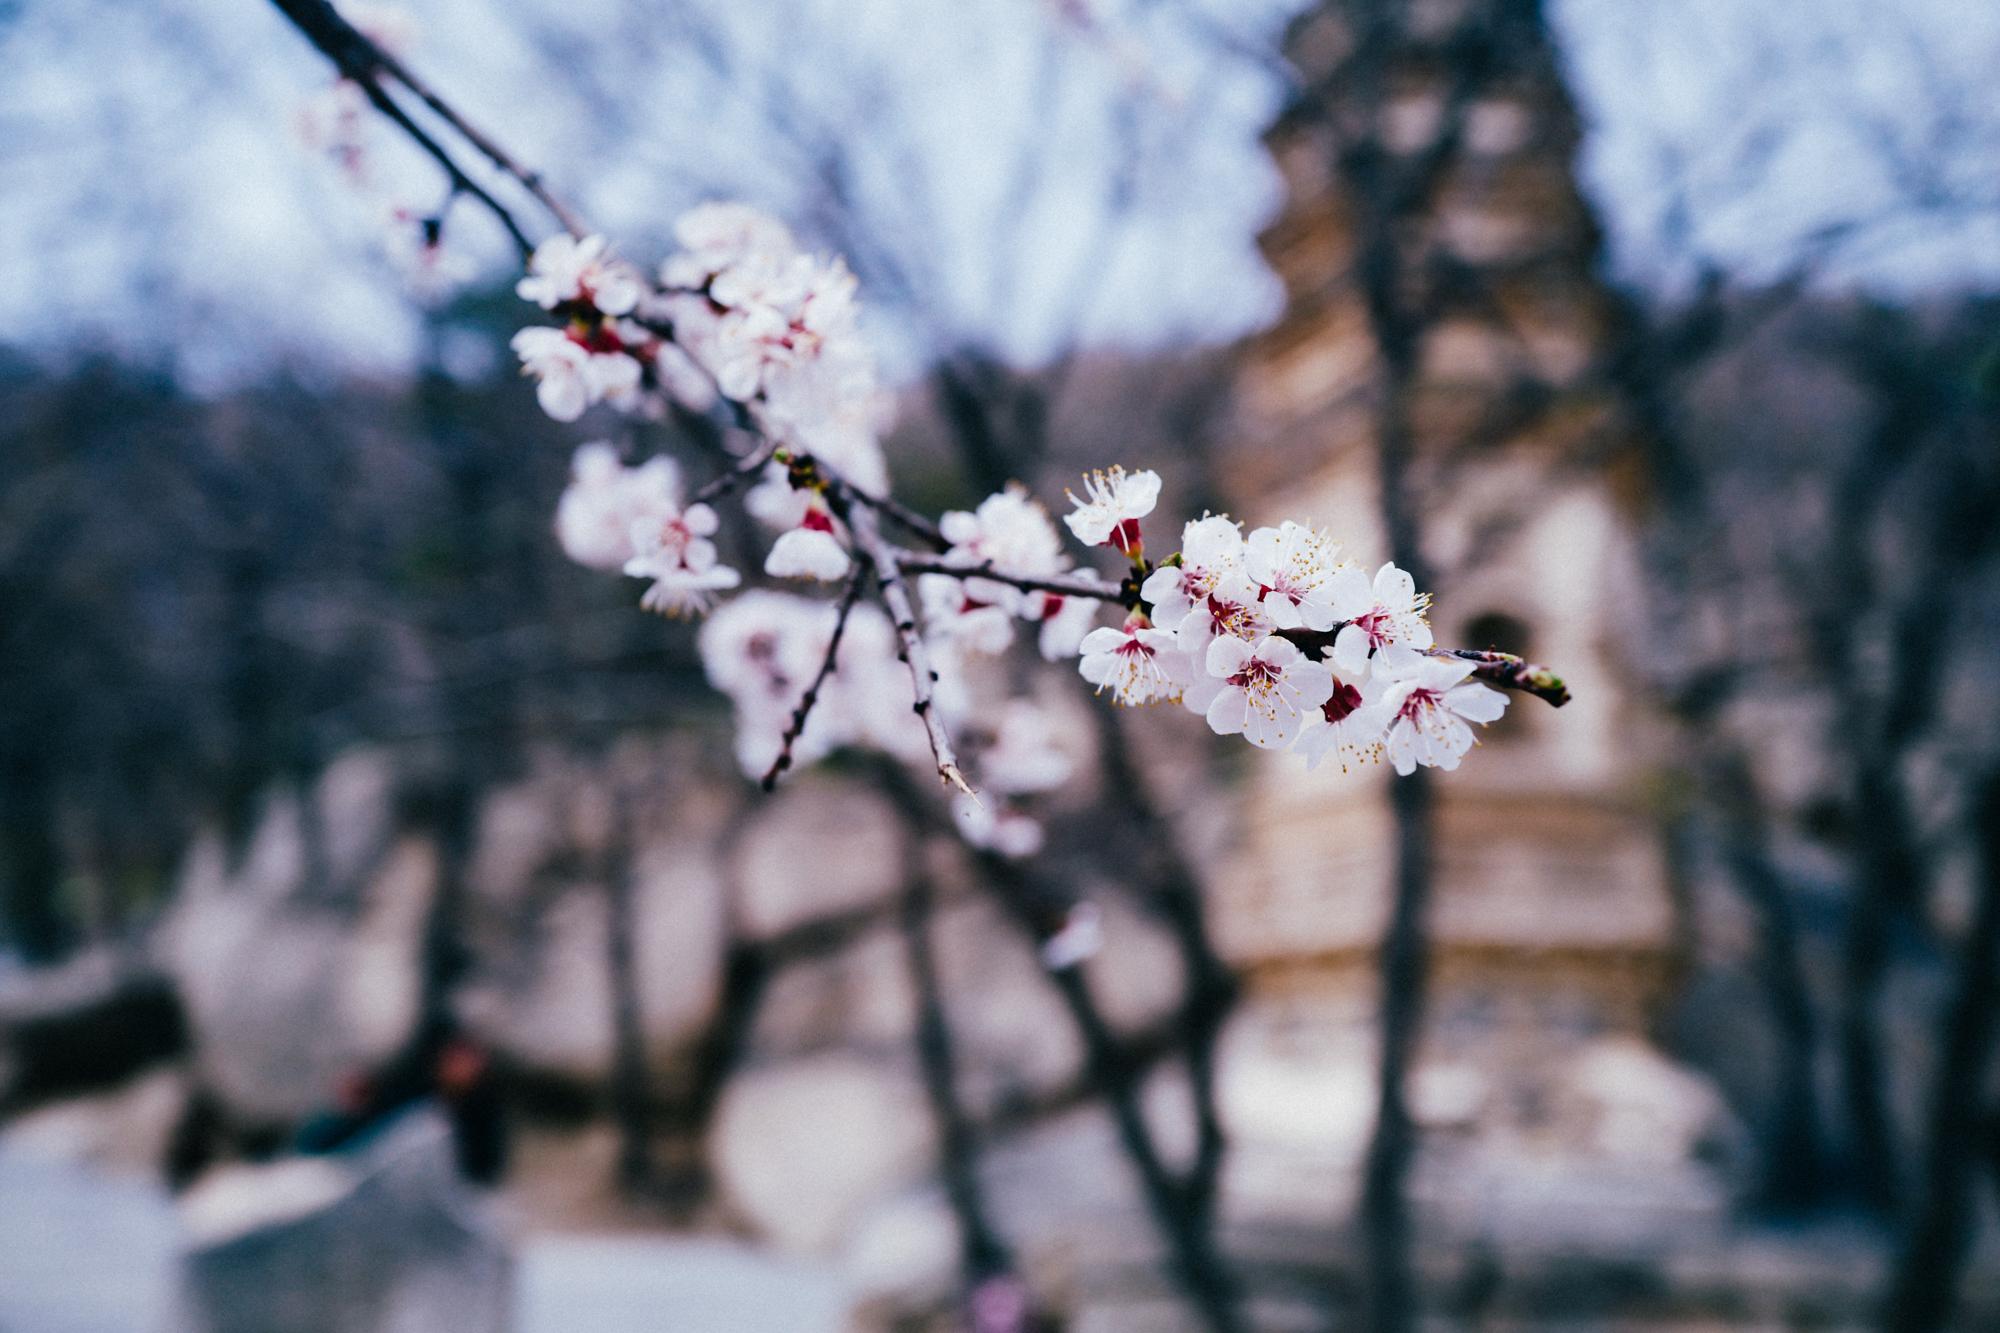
(759, 567, 867, 791)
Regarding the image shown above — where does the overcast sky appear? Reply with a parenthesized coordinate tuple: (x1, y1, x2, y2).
(1, 0, 1995, 391)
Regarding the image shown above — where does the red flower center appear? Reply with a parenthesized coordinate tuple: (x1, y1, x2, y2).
(1353, 608, 1391, 645)
(1323, 681, 1363, 724)
(1397, 687, 1440, 722)
(1227, 658, 1280, 690)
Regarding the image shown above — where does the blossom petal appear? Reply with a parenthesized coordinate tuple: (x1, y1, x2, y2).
(1205, 688, 1249, 737)
(1205, 634, 1253, 678)
(1374, 562, 1417, 603)
(1241, 695, 1301, 750)
(1325, 565, 1373, 621)
(1445, 682, 1508, 724)
(1333, 623, 1371, 676)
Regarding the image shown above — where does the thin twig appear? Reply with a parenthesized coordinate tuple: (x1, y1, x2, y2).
(366, 47, 591, 239)
(894, 553, 1130, 605)
(841, 502, 972, 794)
(760, 569, 868, 791)
(268, 0, 537, 256)
(843, 488, 950, 552)
(1441, 648, 1571, 708)
(354, 74, 534, 257)
(691, 438, 780, 506)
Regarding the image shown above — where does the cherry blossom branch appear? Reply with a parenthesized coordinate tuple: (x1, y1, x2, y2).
(265, 0, 1576, 796)
(268, 0, 579, 254)
(716, 412, 947, 552)
(1273, 629, 1571, 708)
(362, 38, 589, 240)
(690, 438, 781, 506)
(840, 500, 974, 794)
(1440, 648, 1572, 708)
(843, 490, 949, 552)
(351, 62, 535, 257)
(628, 311, 948, 552)
(893, 553, 1134, 606)
(758, 568, 867, 791)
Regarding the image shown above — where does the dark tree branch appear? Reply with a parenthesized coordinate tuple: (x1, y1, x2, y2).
(267, 0, 539, 256)
(760, 567, 867, 791)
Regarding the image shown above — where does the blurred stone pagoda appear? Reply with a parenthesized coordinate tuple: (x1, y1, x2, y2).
(1213, 0, 1718, 1222)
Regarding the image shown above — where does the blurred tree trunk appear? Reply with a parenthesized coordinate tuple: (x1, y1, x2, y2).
(1362, 768, 1434, 1332)
(1706, 748, 1831, 1210)
(1354, 206, 1435, 1333)
(0, 746, 72, 964)
(1883, 775, 2000, 1331)
(1327, 0, 1452, 1319)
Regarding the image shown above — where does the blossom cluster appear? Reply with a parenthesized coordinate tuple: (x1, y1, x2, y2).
(512, 208, 889, 491)
(533, 203, 1521, 859)
(1061, 469, 1507, 775)
(553, 437, 1073, 853)
(515, 209, 905, 586)
(919, 485, 1099, 662)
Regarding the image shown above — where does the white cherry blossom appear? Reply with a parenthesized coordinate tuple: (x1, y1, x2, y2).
(1181, 634, 1334, 750)
(635, 563, 742, 618)
(516, 234, 642, 316)
(742, 463, 813, 531)
(1332, 562, 1435, 676)
(1374, 655, 1507, 775)
(1063, 467, 1161, 553)
(1036, 593, 1101, 662)
(937, 485, 1069, 616)
(652, 203, 893, 494)
(511, 326, 641, 423)
(503, 217, 1554, 792)
(627, 501, 720, 576)
(1077, 617, 1187, 706)
(660, 202, 796, 291)
(649, 340, 718, 413)
(919, 486, 1073, 655)
(667, 224, 867, 405)
(699, 591, 845, 774)
(553, 444, 683, 571)
(623, 496, 734, 618)
(1294, 659, 1392, 773)
(1171, 572, 1271, 655)
(760, 378, 892, 495)
(1140, 514, 1244, 625)
(919, 574, 1018, 655)
(584, 347, 644, 411)
(511, 327, 592, 421)
(1242, 520, 1363, 632)
(764, 524, 853, 582)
